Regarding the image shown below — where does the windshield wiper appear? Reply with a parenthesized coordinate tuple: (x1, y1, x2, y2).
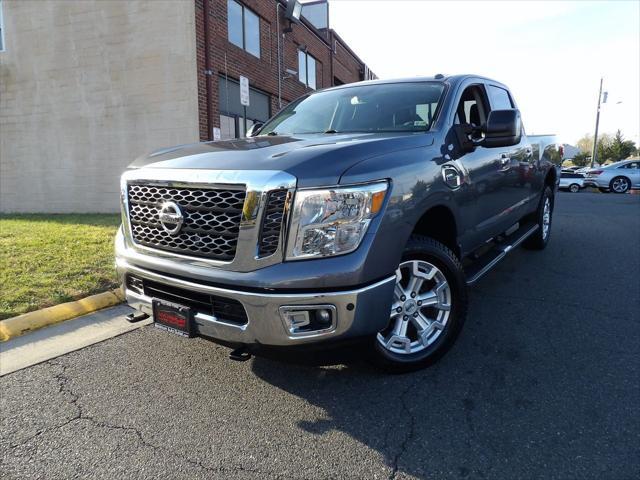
(324, 129, 339, 134)
(266, 131, 278, 136)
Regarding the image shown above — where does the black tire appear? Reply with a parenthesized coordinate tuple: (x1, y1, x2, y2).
(523, 186, 554, 250)
(569, 183, 580, 193)
(610, 176, 631, 194)
(369, 236, 468, 373)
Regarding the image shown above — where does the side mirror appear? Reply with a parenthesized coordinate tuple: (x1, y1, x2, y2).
(246, 122, 264, 138)
(483, 109, 521, 148)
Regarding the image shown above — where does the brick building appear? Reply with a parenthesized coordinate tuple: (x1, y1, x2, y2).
(197, 0, 375, 141)
(0, 0, 374, 213)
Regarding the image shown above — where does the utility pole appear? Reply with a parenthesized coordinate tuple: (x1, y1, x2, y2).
(590, 77, 603, 168)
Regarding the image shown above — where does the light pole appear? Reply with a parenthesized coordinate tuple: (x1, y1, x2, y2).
(590, 78, 607, 168)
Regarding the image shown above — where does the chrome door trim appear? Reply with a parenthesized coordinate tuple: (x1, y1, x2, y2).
(120, 168, 297, 272)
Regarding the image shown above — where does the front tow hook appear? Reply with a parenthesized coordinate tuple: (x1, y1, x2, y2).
(229, 346, 252, 362)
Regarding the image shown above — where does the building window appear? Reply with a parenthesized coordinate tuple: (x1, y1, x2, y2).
(227, 0, 260, 58)
(218, 77, 270, 138)
(298, 50, 317, 90)
(0, 0, 5, 52)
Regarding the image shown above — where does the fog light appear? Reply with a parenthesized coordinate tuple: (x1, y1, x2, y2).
(279, 305, 337, 337)
(316, 309, 331, 327)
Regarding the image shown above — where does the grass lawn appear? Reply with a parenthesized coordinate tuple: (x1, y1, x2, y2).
(0, 214, 121, 320)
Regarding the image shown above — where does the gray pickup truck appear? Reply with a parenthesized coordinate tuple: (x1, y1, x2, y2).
(116, 74, 559, 372)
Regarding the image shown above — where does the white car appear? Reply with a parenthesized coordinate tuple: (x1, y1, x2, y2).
(584, 160, 640, 193)
(559, 171, 585, 193)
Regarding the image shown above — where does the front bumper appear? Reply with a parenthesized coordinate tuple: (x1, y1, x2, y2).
(116, 256, 395, 347)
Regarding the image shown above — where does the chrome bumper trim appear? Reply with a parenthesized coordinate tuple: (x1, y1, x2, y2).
(116, 257, 396, 346)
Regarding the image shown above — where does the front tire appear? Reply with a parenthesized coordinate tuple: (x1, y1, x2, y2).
(569, 183, 580, 193)
(610, 176, 631, 194)
(523, 186, 554, 250)
(370, 236, 467, 373)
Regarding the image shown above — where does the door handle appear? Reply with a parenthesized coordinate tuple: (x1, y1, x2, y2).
(500, 153, 511, 171)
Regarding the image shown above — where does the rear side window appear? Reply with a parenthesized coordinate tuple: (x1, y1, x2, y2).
(488, 85, 513, 110)
(620, 162, 639, 169)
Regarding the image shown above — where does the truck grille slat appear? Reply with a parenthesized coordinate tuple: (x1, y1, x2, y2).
(257, 190, 288, 258)
(127, 184, 245, 261)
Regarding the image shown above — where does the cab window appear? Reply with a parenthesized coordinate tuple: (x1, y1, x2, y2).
(454, 84, 490, 128)
(488, 85, 514, 110)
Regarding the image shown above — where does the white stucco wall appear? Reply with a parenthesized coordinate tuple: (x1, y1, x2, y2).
(0, 0, 200, 212)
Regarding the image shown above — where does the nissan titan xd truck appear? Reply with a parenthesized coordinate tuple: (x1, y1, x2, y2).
(116, 75, 560, 372)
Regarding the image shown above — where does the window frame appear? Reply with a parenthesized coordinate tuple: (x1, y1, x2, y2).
(298, 49, 318, 90)
(227, 0, 260, 58)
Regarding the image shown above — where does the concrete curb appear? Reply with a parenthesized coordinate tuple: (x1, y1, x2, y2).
(0, 289, 125, 342)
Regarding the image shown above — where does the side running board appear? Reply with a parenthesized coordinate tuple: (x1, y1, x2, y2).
(465, 223, 539, 286)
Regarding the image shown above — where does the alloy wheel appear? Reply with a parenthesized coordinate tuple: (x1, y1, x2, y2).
(377, 260, 452, 355)
(612, 177, 630, 193)
(542, 197, 551, 240)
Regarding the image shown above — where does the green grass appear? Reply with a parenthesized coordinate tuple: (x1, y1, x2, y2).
(0, 214, 121, 320)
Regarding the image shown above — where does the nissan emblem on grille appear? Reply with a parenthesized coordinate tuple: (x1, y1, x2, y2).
(158, 202, 184, 235)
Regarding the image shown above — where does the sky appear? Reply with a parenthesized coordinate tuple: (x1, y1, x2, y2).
(328, 0, 640, 146)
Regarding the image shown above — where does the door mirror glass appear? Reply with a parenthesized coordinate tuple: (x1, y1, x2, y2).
(483, 109, 521, 148)
(245, 122, 264, 138)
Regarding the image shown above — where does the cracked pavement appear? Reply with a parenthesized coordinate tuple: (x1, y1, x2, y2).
(1, 192, 639, 479)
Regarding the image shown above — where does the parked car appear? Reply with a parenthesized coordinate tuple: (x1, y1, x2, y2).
(115, 74, 559, 372)
(584, 160, 640, 193)
(559, 171, 585, 192)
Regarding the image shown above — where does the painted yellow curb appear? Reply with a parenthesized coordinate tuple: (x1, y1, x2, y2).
(0, 288, 125, 342)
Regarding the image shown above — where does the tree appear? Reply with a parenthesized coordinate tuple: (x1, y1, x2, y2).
(576, 134, 593, 155)
(608, 130, 637, 161)
(572, 152, 590, 167)
(575, 131, 637, 165)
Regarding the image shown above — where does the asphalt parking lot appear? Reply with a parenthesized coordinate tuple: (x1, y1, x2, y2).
(2, 192, 639, 480)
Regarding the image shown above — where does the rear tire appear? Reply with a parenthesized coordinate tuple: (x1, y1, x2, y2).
(369, 236, 467, 373)
(610, 176, 631, 194)
(523, 186, 553, 250)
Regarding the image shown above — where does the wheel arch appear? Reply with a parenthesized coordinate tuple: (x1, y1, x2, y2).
(411, 204, 460, 258)
(544, 166, 558, 190)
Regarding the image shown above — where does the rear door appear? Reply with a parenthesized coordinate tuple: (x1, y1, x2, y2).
(621, 161, 640, 188)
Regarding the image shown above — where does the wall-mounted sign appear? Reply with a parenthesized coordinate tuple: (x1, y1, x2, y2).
(212, 127, 221, 141)
(239, 76, 250, 107)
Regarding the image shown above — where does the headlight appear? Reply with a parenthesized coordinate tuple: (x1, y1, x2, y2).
(285, 181, 388, 260)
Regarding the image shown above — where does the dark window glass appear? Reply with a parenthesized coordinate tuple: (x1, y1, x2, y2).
(298, 51, 317, 89)
(227, 0, 260, 58)
(298, 50, 306, 85)
(244, 8, 260, 57)
(488, 85, 513, 110)
(307, 55, 316, 90)
(227, 0, 243, 49)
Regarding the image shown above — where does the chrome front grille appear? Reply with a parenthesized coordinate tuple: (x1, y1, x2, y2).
(258, 190, 288, 258)
(127, 184, 246, 261)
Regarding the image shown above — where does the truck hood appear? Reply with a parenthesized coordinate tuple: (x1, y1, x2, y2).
(129, 132, 434, 187)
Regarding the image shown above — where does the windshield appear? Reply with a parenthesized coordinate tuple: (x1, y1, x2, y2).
(260, 82, 445, 135)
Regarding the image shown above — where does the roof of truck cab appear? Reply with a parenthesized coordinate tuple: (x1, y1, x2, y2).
(319, 74, 506, 92)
